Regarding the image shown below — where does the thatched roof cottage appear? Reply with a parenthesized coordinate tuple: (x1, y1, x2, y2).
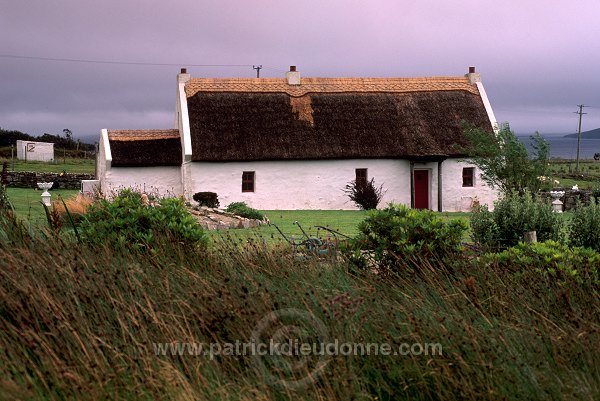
(98, 66, 498, 211)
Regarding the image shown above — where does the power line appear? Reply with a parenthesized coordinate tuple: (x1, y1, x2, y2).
(0, 53, 286, 72)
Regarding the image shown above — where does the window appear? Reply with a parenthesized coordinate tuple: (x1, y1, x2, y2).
(355, 168, 368, 185)
(242, 171, 255, 192)
(462, 167, 475, 187)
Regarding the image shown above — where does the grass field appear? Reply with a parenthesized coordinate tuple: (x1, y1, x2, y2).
(6, 188, 81, 225)
(546, 160, 600, 189)
(1, 157, 95, 174)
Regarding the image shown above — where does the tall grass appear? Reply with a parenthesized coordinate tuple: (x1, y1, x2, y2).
(0, 212, 598, 400)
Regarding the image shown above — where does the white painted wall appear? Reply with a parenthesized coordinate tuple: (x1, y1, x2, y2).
(102, 167, 183, 198)
(441, 159, 497, 211)
(189, 159, 497, 211)
(191, 159, 408, 209)
(16, 140, 54, 162)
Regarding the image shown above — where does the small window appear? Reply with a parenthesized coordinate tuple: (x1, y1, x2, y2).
(242, 171, 255, 192)
(462, 167, 475, 187)
(356, 168, 368, 185)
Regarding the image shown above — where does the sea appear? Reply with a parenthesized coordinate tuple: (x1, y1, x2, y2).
(517, 134, 600, 160)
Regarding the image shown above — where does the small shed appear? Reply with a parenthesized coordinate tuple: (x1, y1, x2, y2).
(16, 140, 54, 162)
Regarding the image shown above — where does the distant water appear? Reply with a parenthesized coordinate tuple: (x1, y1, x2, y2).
(517, 135, 600, 160)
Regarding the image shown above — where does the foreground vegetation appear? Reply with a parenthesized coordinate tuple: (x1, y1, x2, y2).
(0, 188, 598, 400)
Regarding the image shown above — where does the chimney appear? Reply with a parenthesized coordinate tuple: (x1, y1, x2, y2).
(178, 67, 190, 84)
(286, 65, 301, 85)
(465, 66, 481, 84)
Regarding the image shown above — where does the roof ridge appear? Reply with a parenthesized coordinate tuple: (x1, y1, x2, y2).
(185, 76, 479, 97)
(108, 129, 180, 142)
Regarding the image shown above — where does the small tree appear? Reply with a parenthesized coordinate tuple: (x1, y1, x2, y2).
(462, 123, 549, 194)
(192, 192, 220, 208)
(344, 178, 385, 210)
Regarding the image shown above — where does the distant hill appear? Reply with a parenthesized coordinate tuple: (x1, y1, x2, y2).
(564, 128, 600, 139)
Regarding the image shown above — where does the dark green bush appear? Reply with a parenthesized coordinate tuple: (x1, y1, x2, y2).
(79, 189, 207, 249)
(343, 178, 385, 210)
(0, 184, 9, 212)
(569, 199, 600, 251)
(470, 191, 561, 249)
(225, 202, 264, 220)
(482, 240, 599, 286)
(349, 203, 467, 271)
(192, 191, 220, 208)
(469, 204, 498, 249)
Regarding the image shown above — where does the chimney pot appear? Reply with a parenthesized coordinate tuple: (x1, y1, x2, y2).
(290, 66, 296, 72)
(181, 68, 187, 74)
(469, 66, 475, 73)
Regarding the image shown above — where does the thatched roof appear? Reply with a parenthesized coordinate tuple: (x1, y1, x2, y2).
(186, 76, 492, 161)
(108, 130, 182, 167)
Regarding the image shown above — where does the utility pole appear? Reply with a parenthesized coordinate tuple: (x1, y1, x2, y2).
(574, 104, 588, 173)
(253, 65, 262, 78)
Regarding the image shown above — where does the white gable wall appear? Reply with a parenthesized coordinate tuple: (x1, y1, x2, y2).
(97, 129, 110, 192)
(102, 167, 183, 198)
(189, 159, 496, 211)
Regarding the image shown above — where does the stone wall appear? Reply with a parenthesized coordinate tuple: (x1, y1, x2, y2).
(541, 189, 595, 211)
(6, 172, 96, 189)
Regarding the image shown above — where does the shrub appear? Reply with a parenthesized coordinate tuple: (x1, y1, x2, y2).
(592, 189, 600, 204)
(0, 183, 9, 212)
(193, 191, 220, 208)
(79, 189, 207, 249)
(349, 203, 467, 271)
(482, 240, 599, 286)
(470, 191, 562, 249)
(225, 201, 264, 220)
(1, 162, 8, 186)
(469, 204, 498, 249)
(344, 178, 385, 210)
(569, 199, 600, 251)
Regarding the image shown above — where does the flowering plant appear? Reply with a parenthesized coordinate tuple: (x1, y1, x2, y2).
(537, 176, 560, 191)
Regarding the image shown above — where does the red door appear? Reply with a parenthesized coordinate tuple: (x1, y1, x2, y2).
(414, 170, 429, 209)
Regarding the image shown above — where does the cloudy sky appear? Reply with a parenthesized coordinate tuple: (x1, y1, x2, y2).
(1, 0, 599, 142)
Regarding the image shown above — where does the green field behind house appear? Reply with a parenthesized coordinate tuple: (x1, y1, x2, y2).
(1, 157, 95, 174)
(546, 160, 600, 189)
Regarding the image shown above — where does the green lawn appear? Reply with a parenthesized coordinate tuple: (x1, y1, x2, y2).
(209, 209, 368, 245)
(2, 158, 95, 174)
(208, 209, 474, 244)
(6, 188, 81, 225)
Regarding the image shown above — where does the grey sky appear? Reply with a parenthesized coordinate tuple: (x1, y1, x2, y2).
(1, 0, 599, 142)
